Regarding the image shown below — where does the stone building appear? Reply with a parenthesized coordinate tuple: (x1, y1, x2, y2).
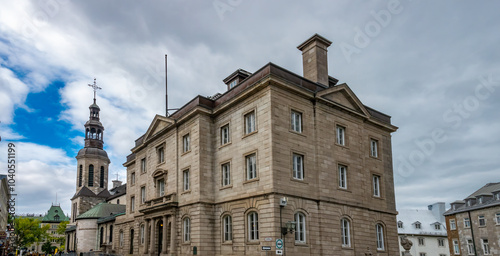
(113, 34, 399, 256)
(444, 182, 500, 256)
(397, 202, 449, 256)
(31, 204, 70, 253)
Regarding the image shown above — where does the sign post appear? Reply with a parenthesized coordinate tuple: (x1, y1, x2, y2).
(276, 239, 283, 255)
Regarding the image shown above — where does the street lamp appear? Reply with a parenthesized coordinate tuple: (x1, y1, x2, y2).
(281, 221, 296, 235)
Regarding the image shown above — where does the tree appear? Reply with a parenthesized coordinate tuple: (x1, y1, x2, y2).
(42, 241, 56, 255)
(53, 220, 69, 246)
(14, 217, 50, 248)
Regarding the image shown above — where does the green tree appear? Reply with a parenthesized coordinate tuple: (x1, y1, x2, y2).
(53, 220, 69, 246)
(14, 217, 50, 248)
(42, 241, 55, 255)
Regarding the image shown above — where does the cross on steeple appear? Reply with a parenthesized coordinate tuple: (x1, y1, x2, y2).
(88, 78, 101, 103)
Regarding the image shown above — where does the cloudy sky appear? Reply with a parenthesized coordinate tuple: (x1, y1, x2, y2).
(1, 1, 499, 216)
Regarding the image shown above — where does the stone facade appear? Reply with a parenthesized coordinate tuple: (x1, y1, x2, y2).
(113, 34, 398, 256)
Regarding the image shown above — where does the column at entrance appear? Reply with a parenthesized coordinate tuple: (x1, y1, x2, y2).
(162, 215, 168, 254)
(170, 213, 177, 254)
(149, 218, 156, 255)
(144, 219, 150, 254)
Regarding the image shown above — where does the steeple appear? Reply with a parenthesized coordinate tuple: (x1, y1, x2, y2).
(84, 78, 104, 149)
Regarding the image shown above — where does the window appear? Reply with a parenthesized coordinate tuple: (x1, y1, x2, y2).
(291, 110, 302, 133)
(341, 218, 351, 247)
(79, 165, 83, 187)
(157, 179, 165, 196)
(292, 153, 304, 180)
(419, 253, 426, 256)
(373, 175, 380, 197)
(478, 197, 483, 204)
(100, 166, 105, 188)
(418, 237, 424, 246)
(496, 193, 500, 200)
(222, 163, 231, 186)
(370, 139, 378, 157)
(248, 212, 259, 241)
(453, 240, 460, 255)
(223, 215, 232, 242)
(295, 212, 306, 243)
(397, 221, 403, 228)
(221, 124, 230, 145)
(130, 196, 135, 212)
(336, 125, 345, 145)
(183, 169, 190, 191)
(244, 111, 256, 134)
(376, 224, 384, 250)
(482, 239, 490, 255)
(415, 222, 421, 229)
(438, 238, 445, 247)
(131, 172, 136, 185)
(464, 217, 470, 228)
(141, 186, 146, 204)
(478, 215, 485, 226)
(117, 199, 120, 204)
(158, 147, 164, 163)
(141, 158, 146, 173)
(183, 218, 190, 242)
(229, 80, 237, 89)
(140, 224, 145, 244)
(119, 230, 124, 247)
(434, 223, 441, 230)
(109, 225, 113, 242)
(450, 219, 457, 230)
(338, 165, 347, 189)
(496, 213, 500, 224)
(467, 239, 474, 255)
(246, 153, 257, 180)
(88, 164, 94, 187)
(183, 134, 190, 153)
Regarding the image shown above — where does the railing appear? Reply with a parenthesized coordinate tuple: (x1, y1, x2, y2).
(145, 193, 177, 207)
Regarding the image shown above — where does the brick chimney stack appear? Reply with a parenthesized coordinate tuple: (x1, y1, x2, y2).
(297, 34, 332, 86)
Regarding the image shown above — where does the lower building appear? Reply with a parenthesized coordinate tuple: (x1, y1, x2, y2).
(397, 202, 449, 256)
(444, 182, 500, 256)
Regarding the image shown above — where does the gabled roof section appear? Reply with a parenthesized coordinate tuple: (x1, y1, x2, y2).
(41, 205, 70, 223)
(71, 186, 96, 199)
(398, 210, 447, 236)
(97, 189, 111, 198)
(76, 202, 126, 220)
(143, 115, 175, 142)
(107, 184, 127, 201)
(317, 83, 370, 117)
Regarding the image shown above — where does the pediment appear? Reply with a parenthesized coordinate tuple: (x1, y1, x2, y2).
(143, 115, 175, 141)
(317, 84, 370, 117)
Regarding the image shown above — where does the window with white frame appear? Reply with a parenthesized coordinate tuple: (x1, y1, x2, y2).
(183, 169, 190, 191)
(341, 218, 351, 247)
(183, 218, 190, 242)
(415, 222, 421, 229)
(183, 134, 190, 153)
(418, 237, 425, 246)
(482, 239, 490, 255)
(141, 158, 146, 173)
(464, 217, 470, 228)
(338, 165, 347, 189)
(291, 110, 302, 133)
(370, 139, 378, 157)
(246, 153, 257, 180)
(496, 193, 500, 200)
(141, 186, 146, 204)
(336, 125, 345, 145)
(373, 175, 381, 197)
(140, 224, 145, 244)
(229, 80, 237, 89)
(131, 172, 136, 185)
(479, 197, 483, 204)
(438, 238, 445, 247)
(222, 162, 231, 186)
(244, 111, 256, 134)
(157, 179, 165, 197)
(453, 240, 460, 255)
(292, 153, 304, 180)
(397, 221, 403, 228)
(496, 213, 500, 224)
(479, 215, 486, 226)
(130, 196, 135, 212)
(450, 219, 457, 230)
(223, 215, 232, 242)
(221, 124, 230, 145)
(434, 223, 441, 230)
(295, 212, 306, 243)
(376, 224, 384, 250)
(157, 146, 164, 163)
(467, 239, 474, 255)
(248, 211, 259, 241)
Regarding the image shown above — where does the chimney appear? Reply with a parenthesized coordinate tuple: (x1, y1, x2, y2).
(112, 180, 122, 188)
(428, 202, 446, 223)
(297, 34, 332, 86)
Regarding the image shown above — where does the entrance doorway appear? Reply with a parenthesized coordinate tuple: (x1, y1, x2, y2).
(130, 229, 134, 254)
(157, 220, 163, 255)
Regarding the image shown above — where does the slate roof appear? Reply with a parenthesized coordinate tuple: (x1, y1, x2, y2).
(107, 183, 127, 201)
(444, 182, 500, 216)
(97, 212, 125, 224)
(41, 205, 70, 223)
(71, 186, 112, 200)
(397, 209, 447, 237)
(76, 202, 125, 220)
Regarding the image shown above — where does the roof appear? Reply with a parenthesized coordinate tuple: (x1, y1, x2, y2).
(41, 205, 70, 223)
(76, 202, 125, 220)
(76, 147, 109, 159)
(444, 182, 500, 215)
(397, 209, 447, 237)
(107, 183, 127, 201)
(66, 225, 76, 232)
(97, 212, 125, 224)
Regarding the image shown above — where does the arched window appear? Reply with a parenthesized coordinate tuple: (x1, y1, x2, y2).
(140, 224, 145, 244)
(109, 225, 113, 242)
(247, 211, 259, 241)
(223, 215, 232, 242)
(90, 128, 96, 139)
(78, 165, 83, 187)
(183, 218, 191, 242)
(376, 223, 385, 251)
(119, 230, 124, 247)
(54, 215, 60, 221)
(100, 166, 105, 188)
(98, 130, 102, 140)
(88, 165, 94, 187)
(341, 218, 351, 247)
(295, 212, 306, 243)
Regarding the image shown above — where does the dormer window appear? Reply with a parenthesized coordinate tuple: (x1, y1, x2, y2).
(496, 193, 500, 200)
(229, 80, 237, 89)
(223, 69, 252, 91)
(397, 221, 403, 228)
(414, 222, 421, 229)
(434, 223, 441, 230)
(467, 200, 472, 206)
(478, 197, 483, 204)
